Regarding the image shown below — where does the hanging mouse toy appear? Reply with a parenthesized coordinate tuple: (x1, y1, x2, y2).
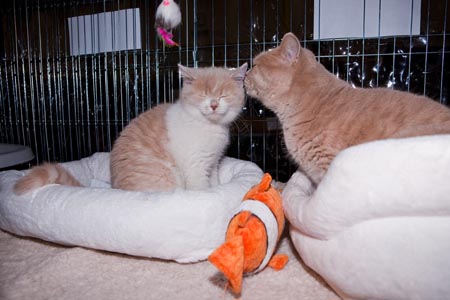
(155, 0, 182, 47)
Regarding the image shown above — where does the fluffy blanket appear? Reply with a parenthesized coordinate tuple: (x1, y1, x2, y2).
(0, 230, 339, 299)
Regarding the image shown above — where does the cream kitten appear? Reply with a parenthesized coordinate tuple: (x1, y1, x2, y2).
(14, 63, 248, 194)
(245, 32, 450, 185)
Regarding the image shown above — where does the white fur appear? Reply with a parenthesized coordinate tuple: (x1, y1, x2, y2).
(166, 102, 231, 190)
(155, 0, 181, 30)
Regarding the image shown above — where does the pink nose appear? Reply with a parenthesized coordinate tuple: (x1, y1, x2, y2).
(210, 100, 219, 111)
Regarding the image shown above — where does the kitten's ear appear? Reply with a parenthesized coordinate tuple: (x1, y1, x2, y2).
(232, 63, 248, 82)
(178, 64, 196, 85)
(279, 33, 301, 64)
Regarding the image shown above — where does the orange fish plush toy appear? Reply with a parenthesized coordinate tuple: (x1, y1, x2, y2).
(208, 173, 289, 295)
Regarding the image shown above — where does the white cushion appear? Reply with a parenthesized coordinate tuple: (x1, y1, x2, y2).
(0, 153, 263, 263)
(283, 135, 450, 300)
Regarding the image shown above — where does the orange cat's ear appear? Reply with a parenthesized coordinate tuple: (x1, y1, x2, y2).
(178, 64, 196, 85)
(279, 32, 300, 64)
(232, 63, 248, 82)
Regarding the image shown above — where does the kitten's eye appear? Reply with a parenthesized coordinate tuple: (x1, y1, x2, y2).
(218, 95, 227, 100)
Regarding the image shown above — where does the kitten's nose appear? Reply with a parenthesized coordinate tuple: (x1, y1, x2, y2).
(210, 99, 219, 111)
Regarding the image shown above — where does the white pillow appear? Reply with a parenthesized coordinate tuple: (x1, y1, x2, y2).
(282, 135, 450, 300)
(0, 153, 263, 263)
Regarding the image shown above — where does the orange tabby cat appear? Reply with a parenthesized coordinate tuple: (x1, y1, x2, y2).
(14, 63, 247, 194)
(245, 32, 450, 184)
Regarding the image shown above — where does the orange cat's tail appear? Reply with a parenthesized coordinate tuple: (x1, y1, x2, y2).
(14, 163, 82, 195)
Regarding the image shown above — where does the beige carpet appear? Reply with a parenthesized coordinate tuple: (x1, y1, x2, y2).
(0, 229, 340, 300)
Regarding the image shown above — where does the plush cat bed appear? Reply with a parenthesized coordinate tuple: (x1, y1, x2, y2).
(0, 153, 263, 263)
(282, 135, 450, 300)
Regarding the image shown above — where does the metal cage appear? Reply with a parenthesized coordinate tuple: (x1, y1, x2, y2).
(1, 0, 449, 181)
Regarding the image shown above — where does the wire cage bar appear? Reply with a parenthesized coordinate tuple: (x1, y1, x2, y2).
(0, 0, 449, 181)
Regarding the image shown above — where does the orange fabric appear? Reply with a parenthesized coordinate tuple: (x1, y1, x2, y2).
(208, 236, 244, 294)
(208, 173, 287, 295)
(268, 254, 289, 271)
(226, 211, 267, 274)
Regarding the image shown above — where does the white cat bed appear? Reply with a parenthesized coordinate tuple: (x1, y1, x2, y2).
(0, 153, 263, 263)
(282, 135, 450, 300)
